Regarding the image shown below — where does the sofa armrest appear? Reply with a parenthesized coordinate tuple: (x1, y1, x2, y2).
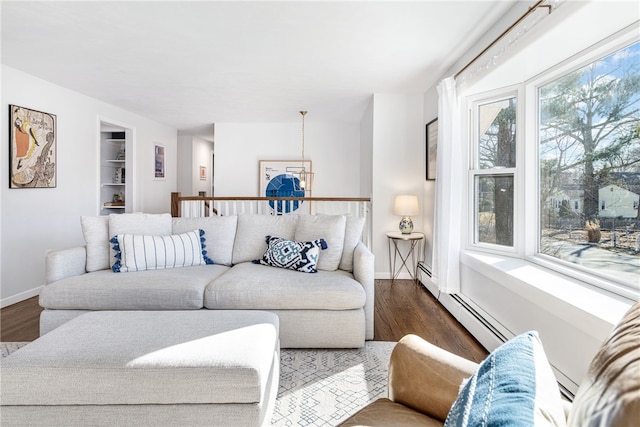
(388, 334, 478, 422)
(46, 246, 87, 284)
(353, 241, 375, 340)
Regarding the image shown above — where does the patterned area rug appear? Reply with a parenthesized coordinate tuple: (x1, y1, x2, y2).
(1, 341, 396, 426)
(273, 342, 396, 426)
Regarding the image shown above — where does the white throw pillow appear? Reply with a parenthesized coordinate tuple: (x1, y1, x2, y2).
(232, 214, 299, 264)
(339, 215, 366, 272)
(295, 214, 346, 271)
(109, 213, 172, 265)
(81, 216, 110, 272)
(172, 216, 238, 266)
(111, 229, 212, 272)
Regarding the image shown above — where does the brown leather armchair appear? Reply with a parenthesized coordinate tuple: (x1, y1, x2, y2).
(339, 301, 640, 427)
(339, 334, 478, 426)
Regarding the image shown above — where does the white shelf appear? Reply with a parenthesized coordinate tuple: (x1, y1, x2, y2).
(100, 129, 128, 215)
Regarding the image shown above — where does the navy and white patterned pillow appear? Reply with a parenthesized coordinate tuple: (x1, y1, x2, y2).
(445, 331, 566, 427)
(253, 235, 327, 273)
(110, 229, 214, 272)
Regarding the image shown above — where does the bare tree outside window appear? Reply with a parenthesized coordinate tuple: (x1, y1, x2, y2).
(538, 41, 640, 287)
(475, 97, 517, 247)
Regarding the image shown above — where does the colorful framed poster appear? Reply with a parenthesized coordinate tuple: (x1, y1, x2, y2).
(154, 144, 165, 179)
(259, 160, 311, 214)
(9, 105, 57, 188)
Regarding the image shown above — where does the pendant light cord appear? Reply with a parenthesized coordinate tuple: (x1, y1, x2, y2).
(300, 110, 307, 162)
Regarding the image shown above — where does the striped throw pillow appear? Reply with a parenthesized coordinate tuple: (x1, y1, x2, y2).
(110, 229, 213, 272)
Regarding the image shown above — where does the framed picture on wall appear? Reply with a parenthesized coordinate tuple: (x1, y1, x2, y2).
(9, 105, 57, 188)
(259, 160, 311, 214)
(200, 165, 207, 181)
(426, 118, 438, 181)
(154, 144, 165, 179)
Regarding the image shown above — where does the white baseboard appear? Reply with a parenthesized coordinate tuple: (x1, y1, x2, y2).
(1, 286, 42, 308)
(374, 272, 416, 280)
(416, 268, 505, 352)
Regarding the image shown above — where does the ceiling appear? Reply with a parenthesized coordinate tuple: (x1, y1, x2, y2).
(1, 1, 517, 133)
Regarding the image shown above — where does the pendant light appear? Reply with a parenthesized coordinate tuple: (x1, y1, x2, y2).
(295, 110, 314, 192)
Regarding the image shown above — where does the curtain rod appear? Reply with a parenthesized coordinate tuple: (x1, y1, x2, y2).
(454, 0, 552, 79)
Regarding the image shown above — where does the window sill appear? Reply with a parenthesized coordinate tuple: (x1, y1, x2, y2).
(460, 250, 635, 339)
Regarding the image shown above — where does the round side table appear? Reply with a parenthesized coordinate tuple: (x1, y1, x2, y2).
(386, 231, 424, 282)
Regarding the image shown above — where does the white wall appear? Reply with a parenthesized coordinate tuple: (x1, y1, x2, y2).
(177, 135, 214, 196)
(419, 1, 639, 394)
(371, 94, 424, 278)
(214, 121, 361, 198)
(359, 97, 374, 199)
(1, 66, 177, 306)
(177, 135, 193, 195)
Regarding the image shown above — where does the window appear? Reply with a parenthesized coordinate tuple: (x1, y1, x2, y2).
(470, 94, 518, 249)
(538, 41, 639, 290)
(466, 32, 639, 296)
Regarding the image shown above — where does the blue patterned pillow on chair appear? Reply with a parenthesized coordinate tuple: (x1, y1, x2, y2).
(445, 331, 566, 427)
(253, 235, 327, 273)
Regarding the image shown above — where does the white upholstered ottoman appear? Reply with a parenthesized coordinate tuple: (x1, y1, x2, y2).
(0, 310, 280, 427)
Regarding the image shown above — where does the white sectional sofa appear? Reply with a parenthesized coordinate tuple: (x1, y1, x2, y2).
(39, 212, 374, 348)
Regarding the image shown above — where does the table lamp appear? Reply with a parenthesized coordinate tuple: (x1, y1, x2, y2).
(393, 195, 419, 234)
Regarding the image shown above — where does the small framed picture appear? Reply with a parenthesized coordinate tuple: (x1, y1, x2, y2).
(426, 118, 438, 181)
(200, 165, 207, 181)
(154, 144, 165, 179)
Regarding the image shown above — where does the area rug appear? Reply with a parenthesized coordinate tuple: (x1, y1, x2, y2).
(1, 341, 396, 426)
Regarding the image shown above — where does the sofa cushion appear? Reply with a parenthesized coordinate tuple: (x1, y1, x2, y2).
(340, 215, 366, 272)
(444, 331, 566, 427)
(81, 216, 110, 272)
(172, 215, 237, 266)
(111, 230, 213, 273)
(204, 262, 366, 310)
(294, 214, 346, 271)
(254, 235, 326, 273)
(232, 214, 299, 264)
(568, 302, 640, 427)
(39, 264, 230, 310)
(109, 213, 172, 265)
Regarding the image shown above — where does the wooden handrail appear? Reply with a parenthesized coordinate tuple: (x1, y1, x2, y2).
(171, 192, 371, 217)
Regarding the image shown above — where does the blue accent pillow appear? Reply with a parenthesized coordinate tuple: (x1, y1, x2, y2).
(445, 331, 566, 427)
(253, 235, 327, 273)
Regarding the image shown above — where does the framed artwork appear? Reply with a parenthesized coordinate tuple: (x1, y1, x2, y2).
(9, 105, 57, 188)
(259, 160, 311, 214)
(154, 144, 165, 179)
(200, 165, 207, 181)
(426, 118, 438, 181)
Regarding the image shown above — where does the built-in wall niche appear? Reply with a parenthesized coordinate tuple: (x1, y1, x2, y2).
(99, 121, 133, 215)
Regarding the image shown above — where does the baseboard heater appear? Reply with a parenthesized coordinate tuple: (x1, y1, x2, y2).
(416, 262, 575, 400)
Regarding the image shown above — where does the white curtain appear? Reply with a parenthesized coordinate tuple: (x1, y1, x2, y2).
(432, 76, 463, 294)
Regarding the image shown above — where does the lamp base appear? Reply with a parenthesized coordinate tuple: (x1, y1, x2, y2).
(399, 216, 414, 234)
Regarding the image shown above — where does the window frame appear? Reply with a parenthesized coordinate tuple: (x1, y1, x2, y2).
(466, 86, 523, 256)
(464, 26, 639, 300)
(525, 26, 639, 299)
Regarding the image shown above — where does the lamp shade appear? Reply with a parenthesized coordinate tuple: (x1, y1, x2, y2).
(393, 195, 419, 216)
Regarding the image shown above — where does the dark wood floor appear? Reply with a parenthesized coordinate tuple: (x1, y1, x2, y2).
(1, 279, 488, 362)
